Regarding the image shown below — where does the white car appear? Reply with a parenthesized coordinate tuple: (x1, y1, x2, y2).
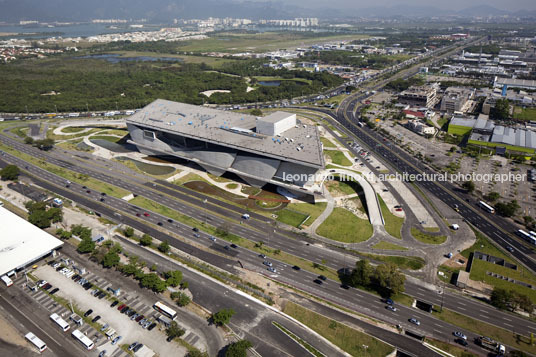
(37, 280, 48, 288)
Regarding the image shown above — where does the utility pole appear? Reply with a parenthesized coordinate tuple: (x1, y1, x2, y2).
(203, 199, 207, 225)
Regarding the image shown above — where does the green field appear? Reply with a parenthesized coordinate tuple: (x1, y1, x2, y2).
(514, 107, 536, 121)
(285, 202, 327, 227)
(317, 207, 373, 243)
(283, 302, 394, 357)
(447, 124, 472, 136)
(378, 195, 404, 239)
(61, 126, 86, 133)
(110, 51, 235, 68)
(276, 209, 309, 228)
(320, 137, 336, 148)
(360, 252, 424, 270)
(410, 227, 446, 244)
(324, 150, 352, 166)
(371, 241, 408, 251)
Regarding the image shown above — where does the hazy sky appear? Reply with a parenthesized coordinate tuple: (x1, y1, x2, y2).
(273, 0, 536, 11)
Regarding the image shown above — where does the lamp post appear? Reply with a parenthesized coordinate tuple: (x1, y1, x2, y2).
(203, 199, 207, 225)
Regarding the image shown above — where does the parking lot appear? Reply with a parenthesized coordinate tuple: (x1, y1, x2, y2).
(22, 259, 199, 356)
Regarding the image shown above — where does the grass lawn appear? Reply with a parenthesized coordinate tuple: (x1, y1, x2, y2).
(10, 126, 28, 138)
(89, 135, 122, 143)
(61, 126, 86, 133)
(173, 173, 209, 185)
(425, 338, 478, 357)
(286, 202, 327, 227)
(253, 76, 312, 85)
(317, 208, 373, 243)
(325, 177, 363, 197)
(56, 139, 94, 153)
(514, 107, 536, 121)
(377, 195, 403, 239)
(276, 209, 308, 228)
(359, 252, 424, 270)
(411, 227, 446, 244)
(324, 150, 352, 166)
(283, 302, 394, 357)
(371, 241, 408, 251)
(226, 183, 238, 189)
(110, 51, 235, 68)
(432, 308, 536, 355)
(320, 137, 336, 148)
(47, 127, 102, 141)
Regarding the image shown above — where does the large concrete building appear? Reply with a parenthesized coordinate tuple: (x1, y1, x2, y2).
(126, 99, 324, 190)
(0, 207, 63, 276)
(397, 85, 438, 108)
(440, 87, 475, 113)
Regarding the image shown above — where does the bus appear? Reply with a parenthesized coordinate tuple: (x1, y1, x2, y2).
(479, 201, 495, 214)
(1, 275, 13, 287)
(25, 332, 47, 352)
(50, 313, 70, 332)
(530, 231, 536, 240)
(153, 301, 177, 320)
(71, 329, 94, 350)
(517, 230, 535, 244)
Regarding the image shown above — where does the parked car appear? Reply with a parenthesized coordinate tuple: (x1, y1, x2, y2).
(117, 304, 126, 311)
(133, 343, 143, 352)
(111, 301, 119, 308)
(84, 309, 93, 317)
(135, 315, 144, 322)
(111, 336, 122, 345)
(50, 288, 59, 295)
(92, 316, 101, 323)
(148, 323, 157, 331)
(42, 283, 52, 290)
(128, 342, 138, 351)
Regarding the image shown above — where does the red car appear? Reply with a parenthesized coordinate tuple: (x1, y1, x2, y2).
(395, 208, 403, 212)
(143, 212, 150, 217)
(136, 213, 140, 217)
(118, 304, 126, 311)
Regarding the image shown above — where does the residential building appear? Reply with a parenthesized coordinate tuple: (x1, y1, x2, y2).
(440, 86, 475, 113)
(398, 84, 438, 108)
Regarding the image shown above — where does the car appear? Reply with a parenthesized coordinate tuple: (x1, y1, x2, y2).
(194, 233, 200, 238)
(42, 283, 52, 290)
(136, 213, 141, 217)
(453, 331, 467, 340)
(259, 254, 266, 259)
(100, 323, 109, 332)
(72, 274, 80, 281)
(101, 192, 106, 196)
(385, 298, 394, 305)
(47, 260, 56, 266)
(267, 267, 277, 273)
(340, 284, 350, 289)
(386, 305, 397, 312)
(157, 222, 163, 226)
(117, 304, 125, 310)
(139, 318, 147, 325)
(98, 291, 106, 299)
(128, 311, 137, 318)
(313, 279, 323, 285)
(166, 336, 175, 342)
(133, 343, 143, 352)
(37, 280, 48, 288)
(263, 261, 272, 267)
(53, 263, 61, 269)
(143, 321, 151, 329)
(84, 309, 93, 317)
(143, 212, 150, 217)
(318, 275, 327, 281)
(135, 315, 144, 322)
(224, 245, 230, 250)
(91, 289, 99, 296)
(111, 301, 119, 308)
(230, 243, 238, 248)
(167, 218, 173, 223)
(98, 351, 106, 357)
(83, 282, 92, 290)
(455, 338, 468, 347)
(193, 227, 199, 232)
(128, 342, 138, 351)
(100, 198, 105, 202)
(92, 316, 101, 323)
(506, 246, 514, 253)
(292, 265, 301, 271)
(409, 318, 420, 326)
(148, 322, 157, 331)
(50, 288, 59, 295)
(111, 336, 122, 345)
(120, 306, 129, 313)
(86, 190, 91, 193)
(209, 236, 216, 242)
(82, 186, 87, 189)
(395, 208, 403, 212)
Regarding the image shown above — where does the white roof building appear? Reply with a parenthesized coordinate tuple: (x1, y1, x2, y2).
(0, 207, 63, 276)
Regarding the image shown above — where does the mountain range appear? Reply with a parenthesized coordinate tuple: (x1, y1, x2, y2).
(0, 0, 534, 22)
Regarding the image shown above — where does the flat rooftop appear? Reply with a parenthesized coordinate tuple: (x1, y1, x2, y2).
(127, 99, 323, 167)
(0, 207, 63, 276)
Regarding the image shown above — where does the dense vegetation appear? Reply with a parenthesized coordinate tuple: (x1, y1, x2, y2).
(385, 76, 425, 92)
(0, 55, 343, 113)
(300, 50, 411, 70)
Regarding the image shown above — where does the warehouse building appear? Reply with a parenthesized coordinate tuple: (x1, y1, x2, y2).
(126, 99, 324, 190)
(0, 207, 63, 277)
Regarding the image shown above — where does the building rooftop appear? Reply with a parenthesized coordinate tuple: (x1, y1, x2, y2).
(450, 117, 476, 128)
(491, 126, 536, 149)
(127, 99, 323, 167)
(0, 207, 63, 276)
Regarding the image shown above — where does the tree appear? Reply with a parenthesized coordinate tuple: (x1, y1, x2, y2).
(373, 263, 406, 296)
(212, 308, 235, 326)
(166, 321, 185, 339)
(176, 292, 191, 307)
(490, 287, 511, 310)
(462, 180, 475, 193)
(225, 340, 253, 357)
(140, 273, 167, 292)
(140, 233, 152, 246)
(350, 260, 373, 287)
(71, 224, 92, 240)
(250, 108, 262, 116)
(56, 228, 72, 239)
(511, 291, 533, 313)
(124, 226, 134, 237)
(120, 263, 138, 276)
(164, 270, 183, 287)
(47, 207, 63, 223)
(186, 351, 208, 357)
(180, 281, 189, 290)
(29, 209, 52, 228)
(523, 216, 534, 229)
(158, 240, 170, 253)
(24, 136, 34, 144)
(102, 251, 120, 268)
(77, 237, 96, 254)
(0, 165, 20, 181)
(491, 98, 510, 120)
(485, 191, 500, 202)
(33, 138, 55, 151)
(495, 200, 520, 217)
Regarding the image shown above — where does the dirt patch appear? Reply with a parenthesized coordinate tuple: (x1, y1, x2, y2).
(0, 314, 31, 350)
(238, 269, 284, 308)
(443, 253, 468, 270)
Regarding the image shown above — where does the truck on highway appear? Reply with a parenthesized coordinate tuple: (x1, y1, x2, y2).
(477, 336, 505, 354)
